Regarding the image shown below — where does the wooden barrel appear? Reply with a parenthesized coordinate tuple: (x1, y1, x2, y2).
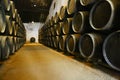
(54, 22, 63, 36)
(58, 22, 63, 35)
(50, 16, 54, 26)
(103, 30, 120, 71)
(0, 36, 10, 60)
(67, 0, 77, 15)
(89, 0, 120, 31)
(59, 6, 67, 20)
(14, 37, 20, 51)
(14, 24, 19, 36)
(54, 36, 59, 49)
(79, 33, 104, 61)
(47, 28, 52, 37)
(62, 18, 73, 34)
(66, 34, 80, 55)
(48, 37, 53, 47)
(5, 15, 12, 35)
(8, 36, 15, 54)
(54, 12, 60, 23)
(0, 5, 6, 33)
(50, 26, 55, 36)
(53, 24, 58, 36)
(1, 0, 10, 11)
(20, 37, 25, 46)
(51, 36, 56, 48)
(10, 1, 15, 19)
(30, 37, 35, 43)
(15, 9, 19, 23)
(16, 26, 26, 38)
(59, 35, 67, 51)
(72, 11, 91, 34)
(11, 21, 15, 35)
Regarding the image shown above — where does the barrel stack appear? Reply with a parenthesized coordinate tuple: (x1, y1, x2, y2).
(0, 0, 26, 61)
(38, 0, 120, 71)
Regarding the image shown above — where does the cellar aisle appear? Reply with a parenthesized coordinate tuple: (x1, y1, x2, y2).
(0, 43, 119, 80)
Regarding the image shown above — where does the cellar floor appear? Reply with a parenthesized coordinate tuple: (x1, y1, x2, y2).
(0, 43, 119, 80)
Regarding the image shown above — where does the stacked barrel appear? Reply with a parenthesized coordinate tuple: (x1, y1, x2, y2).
(0, 0, 26, 61)
(39, 0, 120, 71)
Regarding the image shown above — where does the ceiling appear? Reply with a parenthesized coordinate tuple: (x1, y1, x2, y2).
(12, 0, 53, 23)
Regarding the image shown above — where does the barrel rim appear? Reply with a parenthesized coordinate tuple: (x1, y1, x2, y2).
(59, 35, 66, 51)
(62, 19, 68, 34)
(79, 33, 95, 58)
(80, 0, 95, 6)
(103, 30, 120, 71)
(62, 18, 72, 34)
(67, 0, 76, 15)
(0, 6, 7, 33)
(59, 6, 66, 20)
(54, 12, 59, 23)
(72, 11, 84, 33)
(89, 0, 114, 30)
(66, 35, 76, 54)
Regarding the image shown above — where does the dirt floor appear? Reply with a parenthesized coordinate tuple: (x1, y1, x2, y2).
(0, 43, 119, 80)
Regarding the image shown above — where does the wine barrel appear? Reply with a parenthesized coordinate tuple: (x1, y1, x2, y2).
(53, 24, 58, 36)
(50, 16, 54, 26)
(59, 6, 67, 20)
(15, 37, 20, 51)
(51, 36, 56, 48)
(54, 22, 63, 36)
(54, 36, 59, 49)
(58, 22, 63, 35)
(11, 21, 15, 35)
(16, 27, 25, 37)
(0, 36, 10, 60)
(13, 37, 17, 51)
(66, 34, 80, 55)
(1, 0, 10, 11)
(46, 37, 50, 46)
(8, 36, 15, 54)
(79, 33, 104, 60)
(103, 30, 120, 71)
(14, 24, 19, 36)
(47, 28, 51, 37)
(16, 37, 21, 49)
(50, 26, 55, 36)
(10, 1, 15, 19)
(62, 18, 73, 34)
(72, 11, 91, 34)
(67, 0, 77, 15)
(0, 5, 6, 33)
(30, 37, 36, 43)
(89, 0, 120, 31)
(48, 37, 53, 47)
(15, 9, 19, 23)
(59, 35, 67, 51)
(54, 12, 60, 23)
(19, 37, 25, 47)
(5, 15, 12, 35)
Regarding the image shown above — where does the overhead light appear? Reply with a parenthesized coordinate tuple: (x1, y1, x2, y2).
(33, 4, 36, 7)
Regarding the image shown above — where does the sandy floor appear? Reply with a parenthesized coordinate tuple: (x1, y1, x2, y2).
(0, 43, 119, 80)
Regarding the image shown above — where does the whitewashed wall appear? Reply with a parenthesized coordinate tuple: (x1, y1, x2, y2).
(24, 0, 68, 43)
(24, 23, 43, 43)
(46, 0, 68, 22)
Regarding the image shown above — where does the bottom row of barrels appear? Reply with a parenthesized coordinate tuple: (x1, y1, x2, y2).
(39, 30, 120, 71)
(0, 36, 26, 61)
